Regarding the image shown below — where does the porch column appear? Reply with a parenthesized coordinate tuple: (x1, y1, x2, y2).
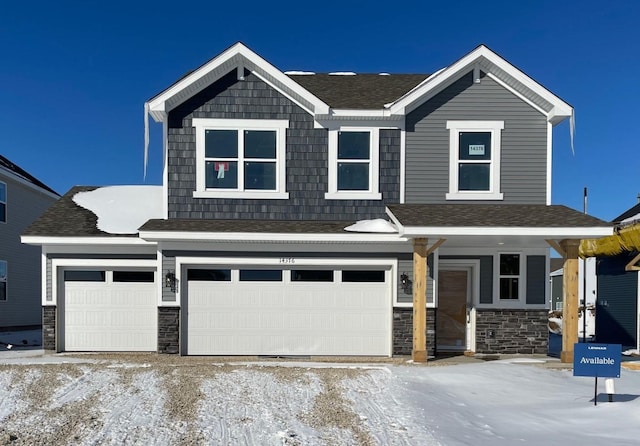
(560, 239, 580, 363)
(412, 237, 428, 362)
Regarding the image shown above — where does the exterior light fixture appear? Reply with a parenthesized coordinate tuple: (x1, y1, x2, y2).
(165, 271, 178, 292)
(400, 272, 413, 295)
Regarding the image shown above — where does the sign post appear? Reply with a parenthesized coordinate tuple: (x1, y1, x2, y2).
(573, 343, 621, 406)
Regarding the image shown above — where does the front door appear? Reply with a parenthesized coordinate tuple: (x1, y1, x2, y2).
(437, 269, 470, 352)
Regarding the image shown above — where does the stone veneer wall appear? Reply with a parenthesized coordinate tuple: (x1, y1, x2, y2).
(158, 307, 180, 354)
(474, 309, 548, 354)
(393, 308, 436, 357)
(42, 306, 56, 351)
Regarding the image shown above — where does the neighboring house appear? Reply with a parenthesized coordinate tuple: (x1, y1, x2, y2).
(0, 155, 59, 329)
(588, 202, 640, 351)
(549, 257, 596, 339)
(22, 43, 612, 358)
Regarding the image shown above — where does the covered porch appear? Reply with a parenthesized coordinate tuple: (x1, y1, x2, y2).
(386, 204, 613, 363)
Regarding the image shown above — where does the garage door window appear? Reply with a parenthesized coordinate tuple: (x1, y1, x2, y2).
(239, 269, 282, 281)
(188, 269, 231, 281)
(64, 270, 106, 282)
(342, 270, 385, 282)
(113, 271, 155, 282)
(291, 270, 334, 282)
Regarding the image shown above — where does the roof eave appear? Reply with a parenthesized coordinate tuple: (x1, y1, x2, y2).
(21, 235, 156, 246)
(387, 45, 573, 123)
(138, 230, 408, 243)
(399, 226, 613, 238)
(146, 42, 330, 121)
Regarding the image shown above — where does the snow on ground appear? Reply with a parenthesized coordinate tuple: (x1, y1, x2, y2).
(1, 330, 640, 445)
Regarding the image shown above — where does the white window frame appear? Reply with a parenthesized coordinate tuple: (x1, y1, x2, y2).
(495, 252, 524, 305)
(0, 260, 7, 302)
(445, 120, 504, 200)
(0, 181, 6, 223)
(325, 127, 382, 200)
(192, 118, 289, 199)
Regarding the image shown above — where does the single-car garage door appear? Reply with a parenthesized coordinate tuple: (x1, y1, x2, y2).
(185, 267, 392, 356)
(62, 269, 157, 351)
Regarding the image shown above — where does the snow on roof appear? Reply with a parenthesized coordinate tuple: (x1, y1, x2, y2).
(284, 71, 316, 75)
(328, 72, 357, 75)
(73, 185, 163, 234)
(344, 219, 398, 233)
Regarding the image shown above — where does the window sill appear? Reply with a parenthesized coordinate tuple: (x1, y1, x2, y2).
(193, 191, 290, 200)
(324, 191, 382, 200)
(445, 192, 504, 201)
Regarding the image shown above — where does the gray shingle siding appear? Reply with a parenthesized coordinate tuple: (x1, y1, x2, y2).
(405, 71, 548, 204)
(167, 70, 400, 221)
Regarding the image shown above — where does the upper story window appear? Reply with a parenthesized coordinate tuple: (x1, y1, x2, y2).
(325, 128, 381, 200)
(192, 119, 289, 199)
(0, 181, 6, 223)
(0, 260, 7, 301)
(445, 121, 504, 200)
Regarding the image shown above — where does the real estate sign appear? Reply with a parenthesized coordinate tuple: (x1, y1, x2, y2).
(573, 343, 621, 378)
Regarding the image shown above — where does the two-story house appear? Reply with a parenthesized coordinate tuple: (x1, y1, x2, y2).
(1, 154, 59, 329)
(23, 43, 612, 360)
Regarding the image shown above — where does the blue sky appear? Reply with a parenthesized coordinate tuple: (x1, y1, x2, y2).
(1, 0, 637, 221)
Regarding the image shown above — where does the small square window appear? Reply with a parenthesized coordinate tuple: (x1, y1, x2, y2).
(244, 130, 276, 158)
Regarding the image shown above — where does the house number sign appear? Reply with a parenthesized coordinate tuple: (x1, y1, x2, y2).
(468, 144, 485, 156)
(279, 258, 296, 264)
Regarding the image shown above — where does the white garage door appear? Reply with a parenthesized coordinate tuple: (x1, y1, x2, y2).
(63, 270, 157, 351)
(185, 267, 391, 356)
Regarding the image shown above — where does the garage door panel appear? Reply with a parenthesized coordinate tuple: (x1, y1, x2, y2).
(186, 265, 391, 356)
(63, 274, 157, 352)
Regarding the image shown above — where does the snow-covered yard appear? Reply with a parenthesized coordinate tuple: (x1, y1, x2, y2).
(1, 332, 640, 445)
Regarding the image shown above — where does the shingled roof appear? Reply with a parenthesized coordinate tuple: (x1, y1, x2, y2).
(386, 204, 611, 228)
(22, 186, 135, 238)
(286, 73, 429, 109)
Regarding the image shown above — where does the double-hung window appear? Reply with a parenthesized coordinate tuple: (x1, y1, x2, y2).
(325, 128, 381, 200)
(446, 121, 504, 200)
(0, 181, 6, 223)
(0, 260, 7, 301)
(498, 253, 521, 301)
(192, 119, 289, 199)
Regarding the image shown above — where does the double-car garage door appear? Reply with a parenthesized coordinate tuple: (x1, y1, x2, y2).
(185, 266, 392, 356)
